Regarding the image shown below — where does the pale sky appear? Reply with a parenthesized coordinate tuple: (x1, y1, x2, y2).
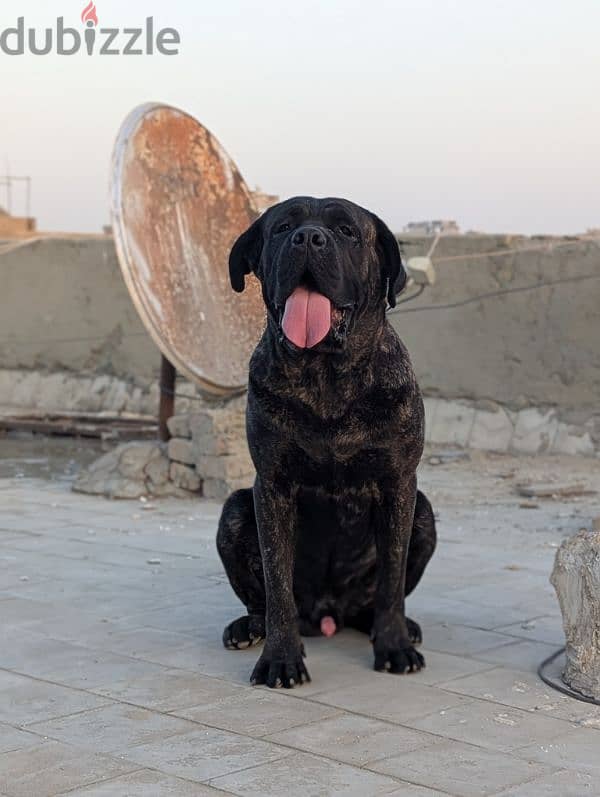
(1, 0, 599, 234)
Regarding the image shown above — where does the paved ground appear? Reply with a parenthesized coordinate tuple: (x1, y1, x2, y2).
(1, 441, 600, 796)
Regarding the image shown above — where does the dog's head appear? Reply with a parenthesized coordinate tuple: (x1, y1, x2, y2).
(229, 196, 406, 352)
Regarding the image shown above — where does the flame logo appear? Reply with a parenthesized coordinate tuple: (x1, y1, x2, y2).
(81, 1, 98, 26)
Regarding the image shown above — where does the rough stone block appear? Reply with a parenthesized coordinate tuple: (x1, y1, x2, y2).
(167, 438, 195, 466)
(203, 476, 251, 501)
(551, 424, 595, 456)
(169, 462, 202, 493)
(167, 414, 191, 440)
(470, 406, 513, 452)
(428, 400, 476, 447)
(73, 441, 188, 499)
(551, 529, 600, 700)
(196, 454, 253, 482)
(511, 408, 558, 454)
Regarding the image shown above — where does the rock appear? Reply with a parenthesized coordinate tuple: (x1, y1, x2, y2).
(167, 414, 191, 439)
(470, 406, 513, 452)
(427, 400, 476, 448)
(511, 408, 557, 455)
(167, 437, 195, 465)
(551, 529, 600, 700)
(203, 476, 250, 501)
(73, 441, 192, 500)
(144, 449, 170, 488)
(169, 462, 202, 493)
(195, 453, 253, 482)
(118, 443, 164, 479)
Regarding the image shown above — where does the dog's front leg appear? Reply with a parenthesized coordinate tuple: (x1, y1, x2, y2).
(372, 475, 425, 674)
(249, 476, 310, 689)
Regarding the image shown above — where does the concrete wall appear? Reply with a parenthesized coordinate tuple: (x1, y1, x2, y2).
(0, 236, 159, 385)
(394, 234, 600, 418)
(1, 233, 599, 444)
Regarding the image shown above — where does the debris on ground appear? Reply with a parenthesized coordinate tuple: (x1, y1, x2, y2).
(516, 482, 597, 500)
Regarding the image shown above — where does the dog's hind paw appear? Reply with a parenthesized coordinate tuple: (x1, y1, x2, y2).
(373, 644, 425, 674)
(406, 617, 422, 646)
(223, 614, 265, 650)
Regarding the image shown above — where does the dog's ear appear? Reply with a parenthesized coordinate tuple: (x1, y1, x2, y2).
(371, 213, 407, 308)
(229, 216, 263, 293)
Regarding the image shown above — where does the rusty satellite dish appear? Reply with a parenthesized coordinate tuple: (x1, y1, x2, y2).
(111, 103, 265, 396)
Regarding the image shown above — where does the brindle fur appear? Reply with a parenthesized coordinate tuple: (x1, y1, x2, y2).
(217, 197, 437, 688)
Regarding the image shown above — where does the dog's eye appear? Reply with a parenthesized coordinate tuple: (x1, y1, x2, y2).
(339, 225, 354, 237)
(274, 223, 291, 234)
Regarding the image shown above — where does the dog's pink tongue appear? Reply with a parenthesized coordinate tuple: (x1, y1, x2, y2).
(282, 286, 331, 349)
(320, 616, 337, 638)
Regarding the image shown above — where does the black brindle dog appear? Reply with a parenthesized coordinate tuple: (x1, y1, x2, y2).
(217, 196, 437, 688)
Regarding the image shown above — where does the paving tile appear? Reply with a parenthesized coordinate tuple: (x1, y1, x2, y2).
(0, 723, 42, 754)
(515, 727, 600, 775)
(310, 674, 475, 724)
(369, 738, 553, 796)
(265, 712, 439, 766)
(438, 666, 600, 724)
(472, 639, 560, 673)
(28, 703, 197, 754)
(209, 751, 403, 796)
(123, 726, 290, 781)
(175, 689, 340, 738)
(407, 697, 573, 752)
(65, 770, 223, 795)
(413, 649, 495, 686)
(423, 623, 517, 656)
(93, 669, 246, 712)
(408, 593, 539, 632)
(0, 630, 169, 689)
(0, 670, 112, 725)
(0, 740, 137, 797)
(494, 616, 565, 647)
(496, 767, 596, 795)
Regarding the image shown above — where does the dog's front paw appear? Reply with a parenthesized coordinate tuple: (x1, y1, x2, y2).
(250, 642, 311, 688)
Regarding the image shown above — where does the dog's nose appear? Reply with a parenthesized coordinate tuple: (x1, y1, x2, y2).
(291, 226, 326, 250)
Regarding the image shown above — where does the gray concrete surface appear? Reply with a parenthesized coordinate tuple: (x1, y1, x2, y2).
(1, 444, 600, 795)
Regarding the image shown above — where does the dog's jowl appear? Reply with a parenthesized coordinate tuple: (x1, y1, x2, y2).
(217, 196, 437, 688)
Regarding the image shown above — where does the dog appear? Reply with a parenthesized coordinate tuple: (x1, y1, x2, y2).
(217, 196, 436, 688)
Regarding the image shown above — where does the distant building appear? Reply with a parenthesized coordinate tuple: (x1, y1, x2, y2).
(403, 219, 460, 236)
(0, 205, 36, 237)
(252, 188, 279, 214)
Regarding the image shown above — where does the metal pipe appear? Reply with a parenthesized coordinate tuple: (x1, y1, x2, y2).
(159, 354, 176, 441)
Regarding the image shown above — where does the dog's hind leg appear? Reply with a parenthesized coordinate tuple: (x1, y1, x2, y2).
(216, 488, 266, 650)
(402, 489, 437, 644)
(405, 490, 437, 597)
(346, 490, 436, 645)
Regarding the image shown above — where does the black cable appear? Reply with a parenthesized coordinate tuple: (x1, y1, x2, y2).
(395, 272, 600, 314)
(538, 646, 600, 706)
(388, 284, 425, 311)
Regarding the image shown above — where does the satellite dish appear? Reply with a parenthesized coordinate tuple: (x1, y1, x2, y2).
(111, 103, 265, 396)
